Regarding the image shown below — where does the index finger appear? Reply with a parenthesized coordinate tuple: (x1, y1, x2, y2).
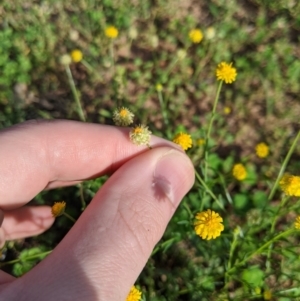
(0, 120, 181, 209)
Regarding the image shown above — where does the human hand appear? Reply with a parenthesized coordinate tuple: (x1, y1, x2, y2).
(0, 120, 194, 300)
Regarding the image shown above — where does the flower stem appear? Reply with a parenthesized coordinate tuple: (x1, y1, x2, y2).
(227, 228, 296, 275)
(82, 59, 102, 82)
(63, 212, 76, 223)
(65, 65, 86, 122)
(0, 250, 52, 267)
(109, 41, 115, 71)
(79, 183, 86, 211)
(225, 231, 239, 287)
(204, 81, 223, 181)
(266, 195, 289, 272)
(157, 90, 169, 126)
(267, 129, 300, 201)
(195, 169, 224, 211)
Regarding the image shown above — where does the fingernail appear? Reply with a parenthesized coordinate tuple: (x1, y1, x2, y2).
(153, 150, 194, 206)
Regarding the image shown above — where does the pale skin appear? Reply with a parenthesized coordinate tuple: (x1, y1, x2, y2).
(0, 120, 194, 301)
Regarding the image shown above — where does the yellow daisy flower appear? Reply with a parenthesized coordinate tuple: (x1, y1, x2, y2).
(113, 107, 134, 126)
(223, 106, 231, 115)
(294, 216, 300, 230)
(194, 209, 224, 240)
(232, 163, 247, 181)
(189, 29, 203, 44)
(105, 26, 119, 39)
(216, 62, 237, 84)
(70, 49, 83, 63)
(51, 201, 66, 217)
(280, 173, 300, 197)
(126, 286, 142, 301)
(155, 83, 163, 92)
(255, 142, 269, 158)
(129, 124, 152, 146)
(263, 289, 272, 300)
(172, 132, 193, 151)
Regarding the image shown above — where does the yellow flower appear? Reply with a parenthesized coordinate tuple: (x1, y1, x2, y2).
(155, 83, 163, 92)
(254, 287, 262, 295)
(232, 163, 247, 181)
(129, 124, 152, 146)
(263, 289, 272, 300)
(105, 26, 119, 39)
(216, 62, 237, 84)
(294, 216, 300, 229)
(126, 286, 142, 301)
(255, 142, 269, 158)
(280, 173, 300, 197)
(172, 133, 192, 151)
(194, 209, 224, 240)
(189, 29, 203, 44)
(223, 106, 231, 115)
(51, 201, 66, 217)
(70, 50, 83, 63)
(197, 138, 205, 146)
(113, 107, 134, 126)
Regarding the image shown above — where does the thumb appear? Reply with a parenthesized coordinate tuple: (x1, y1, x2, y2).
(5, 147, 195, 301)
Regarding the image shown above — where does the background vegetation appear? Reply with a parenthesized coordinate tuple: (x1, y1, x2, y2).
(1, 0, 300, 300)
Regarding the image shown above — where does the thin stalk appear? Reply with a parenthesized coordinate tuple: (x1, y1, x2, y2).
(183, 201, 193, 219)
(266, 195, 289, 272)
(268, 129, 300, 201)
(109, 42, 115, 71)
(80, 183, 86, 211)
(204, 81, 223, 181)
(157, 90, 169, 126)
(63, 212, 76, 223)
(225, 231, 239, 287)
(165, 57, 179, 76)
(227, 228, 296, 275)
(82, 59, 102, 81)
(0, 250, 52, 267)
(65, 65, 86, 122)
(151, 237, 177, 256)
(195, 170, 224, 211)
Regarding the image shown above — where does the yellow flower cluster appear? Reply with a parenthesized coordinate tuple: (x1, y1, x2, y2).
(70, 49, 83, 63)
(105, 26, 119, 39)
(223, 106, 231, 115)
(51, 201, 66, 217)
(232, 163, 247, 181)
(255, 142, 269, 158)
(263, 290, 272, 300)
(172, 133, 193, 151)
(279, 173, 300, 197)
(194, 209, 224, 240)
(189, 29, 203, 43)
(126, 286, 142, 301)
(155, 83, 163, 92)
(294, 216, 300, 230)
(129, 125, 152, 146)
(113, 107, 134, 126)
(216, 62, 237, 84)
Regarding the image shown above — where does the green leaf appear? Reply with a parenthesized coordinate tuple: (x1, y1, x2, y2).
(233, 193, 248, 210)
(251, 191, 268, 208)
(242, 267, 264, 288)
